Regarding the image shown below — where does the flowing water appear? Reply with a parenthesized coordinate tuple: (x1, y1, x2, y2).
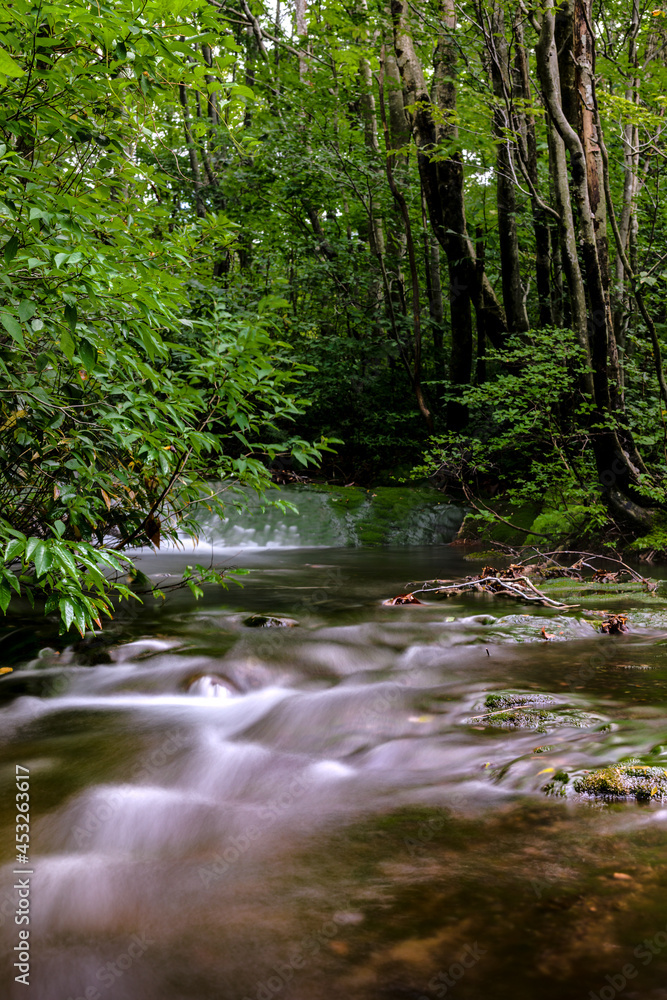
(2, 488, 667, 1000)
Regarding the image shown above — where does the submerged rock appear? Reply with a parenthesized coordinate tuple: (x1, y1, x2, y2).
(481, 707, 605, 733)
(573, 763, 667, 801)
(484, 692, 555, 711)
(470, 691, 606, 732)
(243, 615, 299, 628)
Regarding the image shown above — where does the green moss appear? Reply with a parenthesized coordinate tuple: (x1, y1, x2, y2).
(314, 484, 459, 546)
(472, 692, 605, 732)
(573, 763, 667, 800)
(482, 708, 603, 733)
(484, 692, 555, 711)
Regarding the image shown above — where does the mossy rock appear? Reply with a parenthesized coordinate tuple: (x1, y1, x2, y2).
(538, 578, 647, 600)
(470, 692, 604, 732)
(484, 692, 555, 711)
(573, 763, 667, 801)
(481, 708, 605, 733)
(312, 484, 462, 546)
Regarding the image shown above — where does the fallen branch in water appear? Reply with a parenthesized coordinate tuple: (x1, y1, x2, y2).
(386, 566, 578, 610)
(409, 576, 578, 609)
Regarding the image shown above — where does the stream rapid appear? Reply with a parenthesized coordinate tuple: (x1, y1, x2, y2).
(2, 490, 667, 1000)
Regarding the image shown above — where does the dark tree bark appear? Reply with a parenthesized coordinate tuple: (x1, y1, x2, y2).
(482, 2, 529, 333)
(536, 2, 651, 525)
(513, 15, 553, 327)
(390, 0, 507, 428)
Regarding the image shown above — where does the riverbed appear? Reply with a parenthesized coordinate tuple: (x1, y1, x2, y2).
(2, 517, 667, 999)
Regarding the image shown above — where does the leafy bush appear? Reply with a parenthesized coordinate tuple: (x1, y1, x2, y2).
(0, 0, 328, 633)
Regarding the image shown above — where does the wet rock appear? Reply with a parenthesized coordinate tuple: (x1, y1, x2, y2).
(481, 707, 605, 733)
(573, 763, 667, 801)
(468, 691, 606, 733)
(243, 615, 299, 628)
(186, 674, 234, 698)
(484, 692, 555, 711)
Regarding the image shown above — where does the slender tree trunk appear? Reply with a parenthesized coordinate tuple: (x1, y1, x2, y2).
(178, 80, 205, 219)
(514, 16, 553, 327)
(377, 72, 433, 432)
(390, 0, 483, 427)
(422, 191, 445, 378)
(382, 47, 409, 310)
(475, 225, 487, 384)
(613, 0, 641, 375)
(202, 44, 219, 127)
(295, 0, 308, 78)
(536, 2, 650, 523)
(483, 2, 529, 332)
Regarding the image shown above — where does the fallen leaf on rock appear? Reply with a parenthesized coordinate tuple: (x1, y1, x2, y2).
(612, 872, 633, 880)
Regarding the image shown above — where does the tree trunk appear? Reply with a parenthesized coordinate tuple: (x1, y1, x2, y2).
(536, 2, 648, 519)
(613, 0, 641, 374)
(513, 15, 553, 327)
(390, 0, 476, 428)
(383, 46, 409, 310)
(422, 191, 445, 379)
(484, 2, 529, 333)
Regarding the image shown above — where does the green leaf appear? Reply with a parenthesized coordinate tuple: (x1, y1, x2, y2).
(25, 537, 41, 561)
(59, 597, 75, 632)
(18, 300, 36, 322)
(4, 537, 24, 562)
(33, 542, 52, 577)
(60, 328, 76, 361)
(71, 599, 86, 635)
(0, 580, 10, 614)
(0, 48, 25, 77)
(3, 235, 19, 264)
(231, 84, 255, 101)
(64, 303, 78, 331)
(0, 311, 25, 348)
(78, 338, 96, 371)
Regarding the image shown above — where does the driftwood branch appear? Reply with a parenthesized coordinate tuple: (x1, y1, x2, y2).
(407, 575, 577, 610)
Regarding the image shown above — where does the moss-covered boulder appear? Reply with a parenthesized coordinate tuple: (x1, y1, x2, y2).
(573, 763, 667, 801)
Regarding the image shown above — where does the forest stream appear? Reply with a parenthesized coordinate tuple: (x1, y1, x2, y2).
(2, 488, 667, 1000)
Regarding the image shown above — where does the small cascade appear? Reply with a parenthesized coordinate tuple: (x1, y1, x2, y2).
(199, 484, 465, 548)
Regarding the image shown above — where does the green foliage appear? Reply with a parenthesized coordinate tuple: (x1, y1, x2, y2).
(414, 329, 615, 543)
(0, 0, 330, 634)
